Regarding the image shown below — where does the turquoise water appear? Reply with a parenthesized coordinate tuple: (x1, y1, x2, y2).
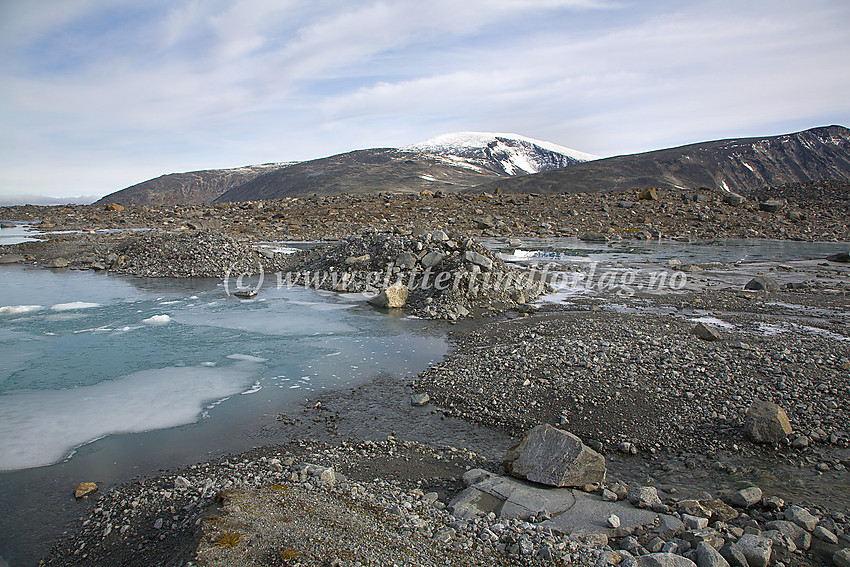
(0, 266, 446, 472)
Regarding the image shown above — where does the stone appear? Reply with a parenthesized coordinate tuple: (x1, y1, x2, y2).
(765, 520, 811, 550)
(300, 463, 336, 486)
(174, 476, 192, 490)
(758, 199, 786, 213)
(725, 487, 762, 508)
(833, 548, 850, 567)
(683, 514, 710, 530)
(74, 482, 98, 499)
(504, 424, 606, 487)
(461, 468, 493, 487)
(105, 203, 124, 211)
(463, 250, 493, 271)
(580, 232, 608, 242)
(410, 393, 430, 407)
(44, 257, 69, 269)
(395, 252, 418, 269)
(0, 222, 16, 229)
(827, 252, 850, 263)
(449, 474, 576, 520)
(744, 400, 792, 443)
(723, 193, 745, 207)
(432, 230, 449, 241)
(696, 541, 730, 567)
(654, 514, 686, 540)
(420, 251, 445, 269)
(609, 514, 621, 528)
(719, 543, 749, 567)
(628, 486, 662, 509)
(634, 552, 697, 567)
(700, 499, 739, 523)
(602, 489, 619, 502)
(812, 525, 838, 544)
(735, 534, 771, 567)
(785, 504, 818, 531)
(639, 187, 659, 201)
(744, 276, 779, 292)
(0, 254, 25, 264)
(368, 281, 408, 308)
(344, 253, 370, 265)
(693, 322, 722, 341)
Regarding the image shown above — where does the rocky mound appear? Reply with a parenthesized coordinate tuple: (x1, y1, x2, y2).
(109, 230, 288, 278)
(287, 230, 549, 319)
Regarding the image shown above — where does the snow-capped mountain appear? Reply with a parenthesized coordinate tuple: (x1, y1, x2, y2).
(405, 132, 600, 176)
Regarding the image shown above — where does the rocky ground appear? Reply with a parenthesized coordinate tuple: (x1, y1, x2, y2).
(1, 181, 849, 566)
(1, 181, 848, 246)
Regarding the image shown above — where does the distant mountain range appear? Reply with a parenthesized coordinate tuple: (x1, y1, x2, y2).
(96, 126, 850, 205)
(96, 163, 294, 206)
(476, 125, 850, 196)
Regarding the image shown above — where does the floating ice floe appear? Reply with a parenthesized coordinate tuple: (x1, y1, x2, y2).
(142, 314, 171, 325)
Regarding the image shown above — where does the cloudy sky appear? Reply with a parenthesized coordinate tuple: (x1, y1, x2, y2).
(1, 0, 848, 200)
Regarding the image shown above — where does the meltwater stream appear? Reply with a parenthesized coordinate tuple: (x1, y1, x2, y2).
(0, 265, 446, 565)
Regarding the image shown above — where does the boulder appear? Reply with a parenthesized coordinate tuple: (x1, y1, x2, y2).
(725, 486, 762, 508)
(395, 252, 418, 269)
(758, 199, 786, 213)
(693, 322, 722, 341)
(696, 541, 730, 567)
(639, 187, 659, 201)
(344, 254, 370, 265)
(785, 504, 819, 531)
(463, 250, 493, 271)
(827, 252, 849, 263)
(629, 486, 662, 509)
(504, 424, 606, 487)
(105, 203, 124, 212)
(765, 520, 811, 550)
(634, 552, 697, 567)
(834, 548, 850, 567)
(368, 281, 408, 308)
(723, 193, 745, 207)
(700, 499, 739, 523)
(0, 254, 25, 264)
(744, 276, 779, 292)
(74, 482, 98, 499)
(720, 542, 749, 567)
(44, 257, 69, 269)
(744, 400, 792, 443)
(419, 251, 445, 269)
(410, 393, 430, 407)
(579, 232, 608, 242)
(461, 468, 493, 487)
(735, 534, 772, 567)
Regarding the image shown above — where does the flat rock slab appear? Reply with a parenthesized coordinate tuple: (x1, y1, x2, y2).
(450, 474, 664, 539)
(542, 491, 662, 537)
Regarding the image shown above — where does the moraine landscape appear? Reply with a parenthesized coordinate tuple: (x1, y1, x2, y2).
(1, 3, 850, 567)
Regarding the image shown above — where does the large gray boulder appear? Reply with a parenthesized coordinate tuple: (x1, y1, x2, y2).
(368, 281, 408, 308)
(504, 424, 606, 487)
(744, 400, 792, 443)
(635, 552, 697, 567)
(735, 534, 772, 567)
(744, 276, 779, 292)
(696, 541, 730, 567)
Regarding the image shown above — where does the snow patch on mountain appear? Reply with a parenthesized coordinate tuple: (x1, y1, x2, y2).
(405, 132, 600, 176)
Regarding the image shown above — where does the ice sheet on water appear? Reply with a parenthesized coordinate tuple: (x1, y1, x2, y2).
(50, 301, 100, 311)
(226, 354, 268, 363)
(0, 361, 257, 471)
(142, 314, 171, 325)
(0, 305, 42, 315)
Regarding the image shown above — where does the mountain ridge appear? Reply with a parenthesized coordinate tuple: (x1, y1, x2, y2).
(473, 125, 850, 196)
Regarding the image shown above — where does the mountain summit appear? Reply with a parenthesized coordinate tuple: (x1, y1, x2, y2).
(405, 132, 600, 175)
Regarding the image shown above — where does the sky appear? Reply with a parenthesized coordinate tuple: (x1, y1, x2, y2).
(1, 0, 849, 200)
